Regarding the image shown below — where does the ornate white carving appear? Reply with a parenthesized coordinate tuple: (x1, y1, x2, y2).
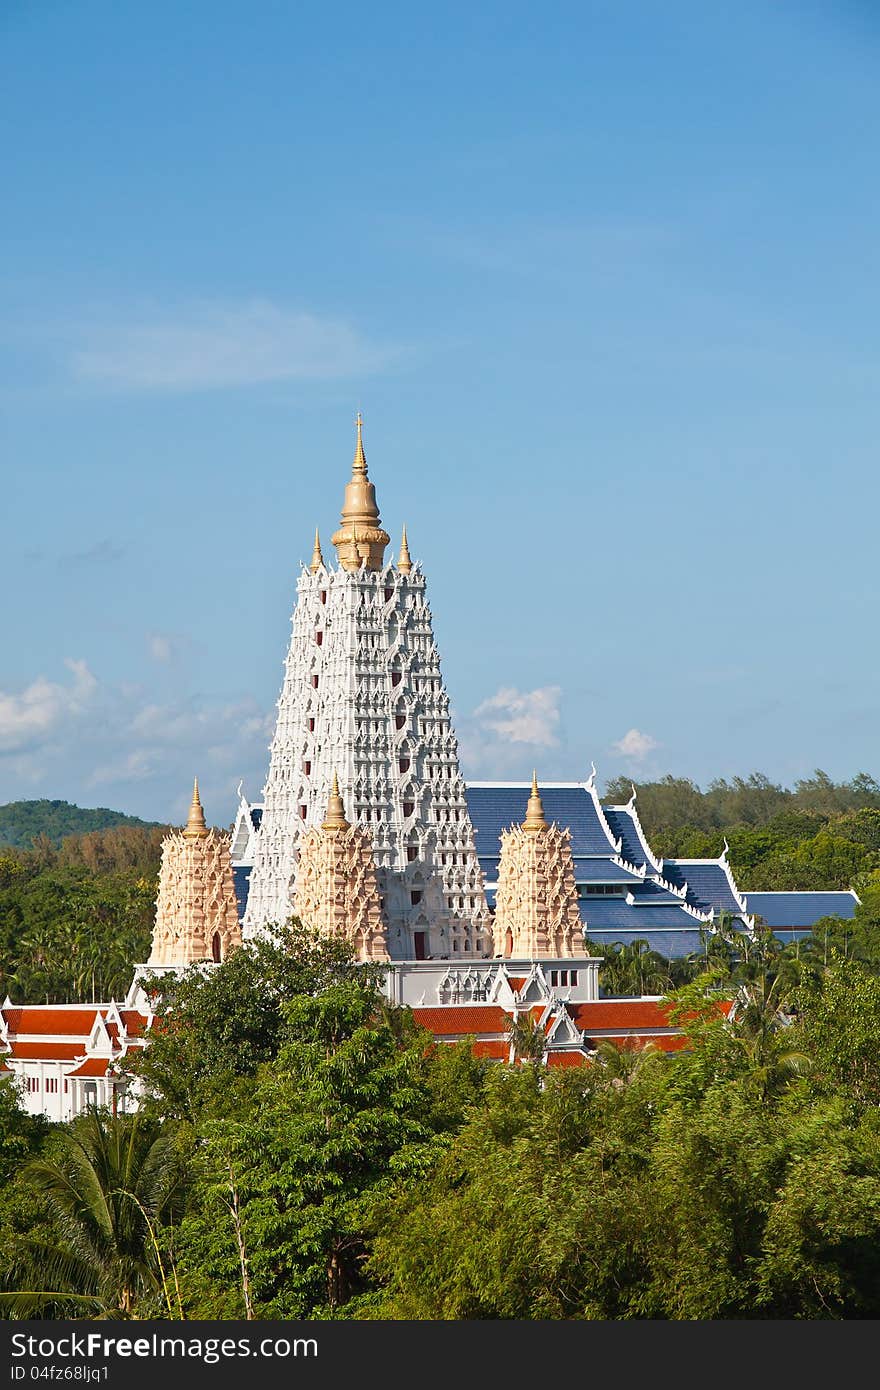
(244, 561, 490, 959)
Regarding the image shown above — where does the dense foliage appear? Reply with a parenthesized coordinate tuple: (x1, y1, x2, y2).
(0, 826, 167, 1002)
(4, 923, 880, 1319)
(605, 769, 880, 890)
(0, 800, 158, 849)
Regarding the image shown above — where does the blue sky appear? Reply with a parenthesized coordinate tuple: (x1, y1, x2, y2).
(2, 1, 879, 826)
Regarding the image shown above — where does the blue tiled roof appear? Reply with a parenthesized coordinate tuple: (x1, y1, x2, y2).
(480, 855, 642, 885)
(628, 880, 686, 905)
(232, 865, 251, 921)
(466, 785, 619, 857)
(587, 929, 707, 957)
(577, 898, 704, 931)
(602, 808, 655, 869)
(664, 861, 744, 915)
(744, 891, 858, 928)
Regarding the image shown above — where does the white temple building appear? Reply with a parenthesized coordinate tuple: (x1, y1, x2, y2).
(243, 415, 491, 961)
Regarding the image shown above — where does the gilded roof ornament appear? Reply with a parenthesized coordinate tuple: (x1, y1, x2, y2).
(398, 524, 412, 575)
(310, 528, 325, 574)
(331, 414, 390, 571)
(322, 771, 351, 833)
(522, 771, 549, 833)
(183, 777, 209, 839)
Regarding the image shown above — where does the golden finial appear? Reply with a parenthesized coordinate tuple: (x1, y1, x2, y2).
(322, 771, 350, 833)
(332, 415, 390, 571)
(183, 776, 209, 838)
(522, 770, 548, 833)
(398, 524, 412, 575)
(310, 527, 325, 574)
(353, 411, 367, 474)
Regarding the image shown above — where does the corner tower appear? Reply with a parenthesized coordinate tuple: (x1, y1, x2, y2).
(493, 774, 583, 958)
(243, 418, 490, 960)
(149, 779, 243, 967)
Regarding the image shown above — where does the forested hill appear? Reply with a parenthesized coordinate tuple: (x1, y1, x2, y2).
(604, 769, 880, 891)
(0, 800, 159, 849)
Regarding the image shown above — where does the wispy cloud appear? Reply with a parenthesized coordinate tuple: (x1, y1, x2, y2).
(64, 300, 399, 392)
(612, 728, 659, 761)
(0, 659, 97, 753)
(59, 538, 125, 569)
(472, 686, 562, 747)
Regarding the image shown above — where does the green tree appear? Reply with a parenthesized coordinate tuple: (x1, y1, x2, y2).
(2, 1111, 190, 1318)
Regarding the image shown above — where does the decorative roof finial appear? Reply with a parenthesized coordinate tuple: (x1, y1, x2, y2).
(354, 411, 367, 474)
(183, 777, 209, 839)
(310, 527, 325, 574)
(523, 770, 549, 833)
(398, 524, 412, 575)
(322, 771, 351, 833)
(332, 415, 390, 571)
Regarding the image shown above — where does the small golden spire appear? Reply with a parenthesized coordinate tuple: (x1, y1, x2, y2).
(322, 771, 351, 833)
(332, 415, 390, 571)
(522, 770, 548, 833)
(183, 776, 209, 838)
(310, 527, 325, 574)
(353, 411, 367, 474)
(398, 524, 412, 575)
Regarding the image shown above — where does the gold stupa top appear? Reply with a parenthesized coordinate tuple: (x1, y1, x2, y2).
(397, 524, 412, 575)
(522, 771, 549, 833)
(310, 528, 325, 574)
(182, 777, 209, 839)
(331, 414, 390, 571)
(322, 771, 351, 833)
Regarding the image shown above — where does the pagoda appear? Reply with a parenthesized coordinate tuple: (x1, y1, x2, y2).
(243, 417, 490, 960)
(492, 774, 583, 958)
(148, 779, 242, 967)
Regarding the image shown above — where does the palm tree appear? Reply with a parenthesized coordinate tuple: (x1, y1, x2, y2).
(1, 1111, 189, 1318)
(507, 1011, 547, 1064)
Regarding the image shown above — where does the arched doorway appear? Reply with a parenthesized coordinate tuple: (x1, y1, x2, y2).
(211, 932, 221, 963)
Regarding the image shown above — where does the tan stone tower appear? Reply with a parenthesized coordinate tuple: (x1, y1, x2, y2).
(293, 774, 390, 961)
(148, 779, 243, 967)
(493, 773, 583, 958)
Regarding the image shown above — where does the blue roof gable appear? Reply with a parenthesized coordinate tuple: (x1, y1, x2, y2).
(466, 785, 619, 857)
(744, 891, 858, 928)
(663, 860, 744, 916)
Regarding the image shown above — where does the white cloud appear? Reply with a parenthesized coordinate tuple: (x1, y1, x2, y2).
(0, 659, 97, 753)
(472, 686, 562, 747)
(148, 634, 174, 664)
(68, 300, 398, 391)
(612, 728, 659, 760)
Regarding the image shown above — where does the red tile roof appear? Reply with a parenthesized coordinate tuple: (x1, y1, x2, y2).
(545, 1051, 590, 1068)
(66, 1057, 116, 1077)
(2, 1007, 101, 1037)
(411, 1006, 510, 1036)
(471, 1041, 511, 1060)
(568, 998, 733, 1032)
(8, 1042, 87, 1061)
(120, 1010, 149, 1036)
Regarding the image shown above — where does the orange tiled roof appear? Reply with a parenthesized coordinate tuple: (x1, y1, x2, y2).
(120, 1010, 149, 1036)
(545, 1051, 590, 1068)
(508, 977, 526, 991)
(8, 1042, 87, 1061)
(411, 1006, 511, 1036)
(66, 1057, 116, 1077)
(569, 998, 733, 1031)
(471, 1040, 511, 1060)
(3, 1007, 101, 1037)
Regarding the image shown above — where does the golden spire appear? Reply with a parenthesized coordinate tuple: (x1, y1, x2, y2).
(310, 527, 325, 574)
(322, 771, 351, 833)
(183, 777, 209, 838)
(331, 414, 390, 571)
(398, 524, 412, 575)
(522, 770, 548, 833)
(353, 411, 367, 473)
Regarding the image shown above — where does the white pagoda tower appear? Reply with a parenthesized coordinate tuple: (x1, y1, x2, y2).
(243, 416, 490, 961)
